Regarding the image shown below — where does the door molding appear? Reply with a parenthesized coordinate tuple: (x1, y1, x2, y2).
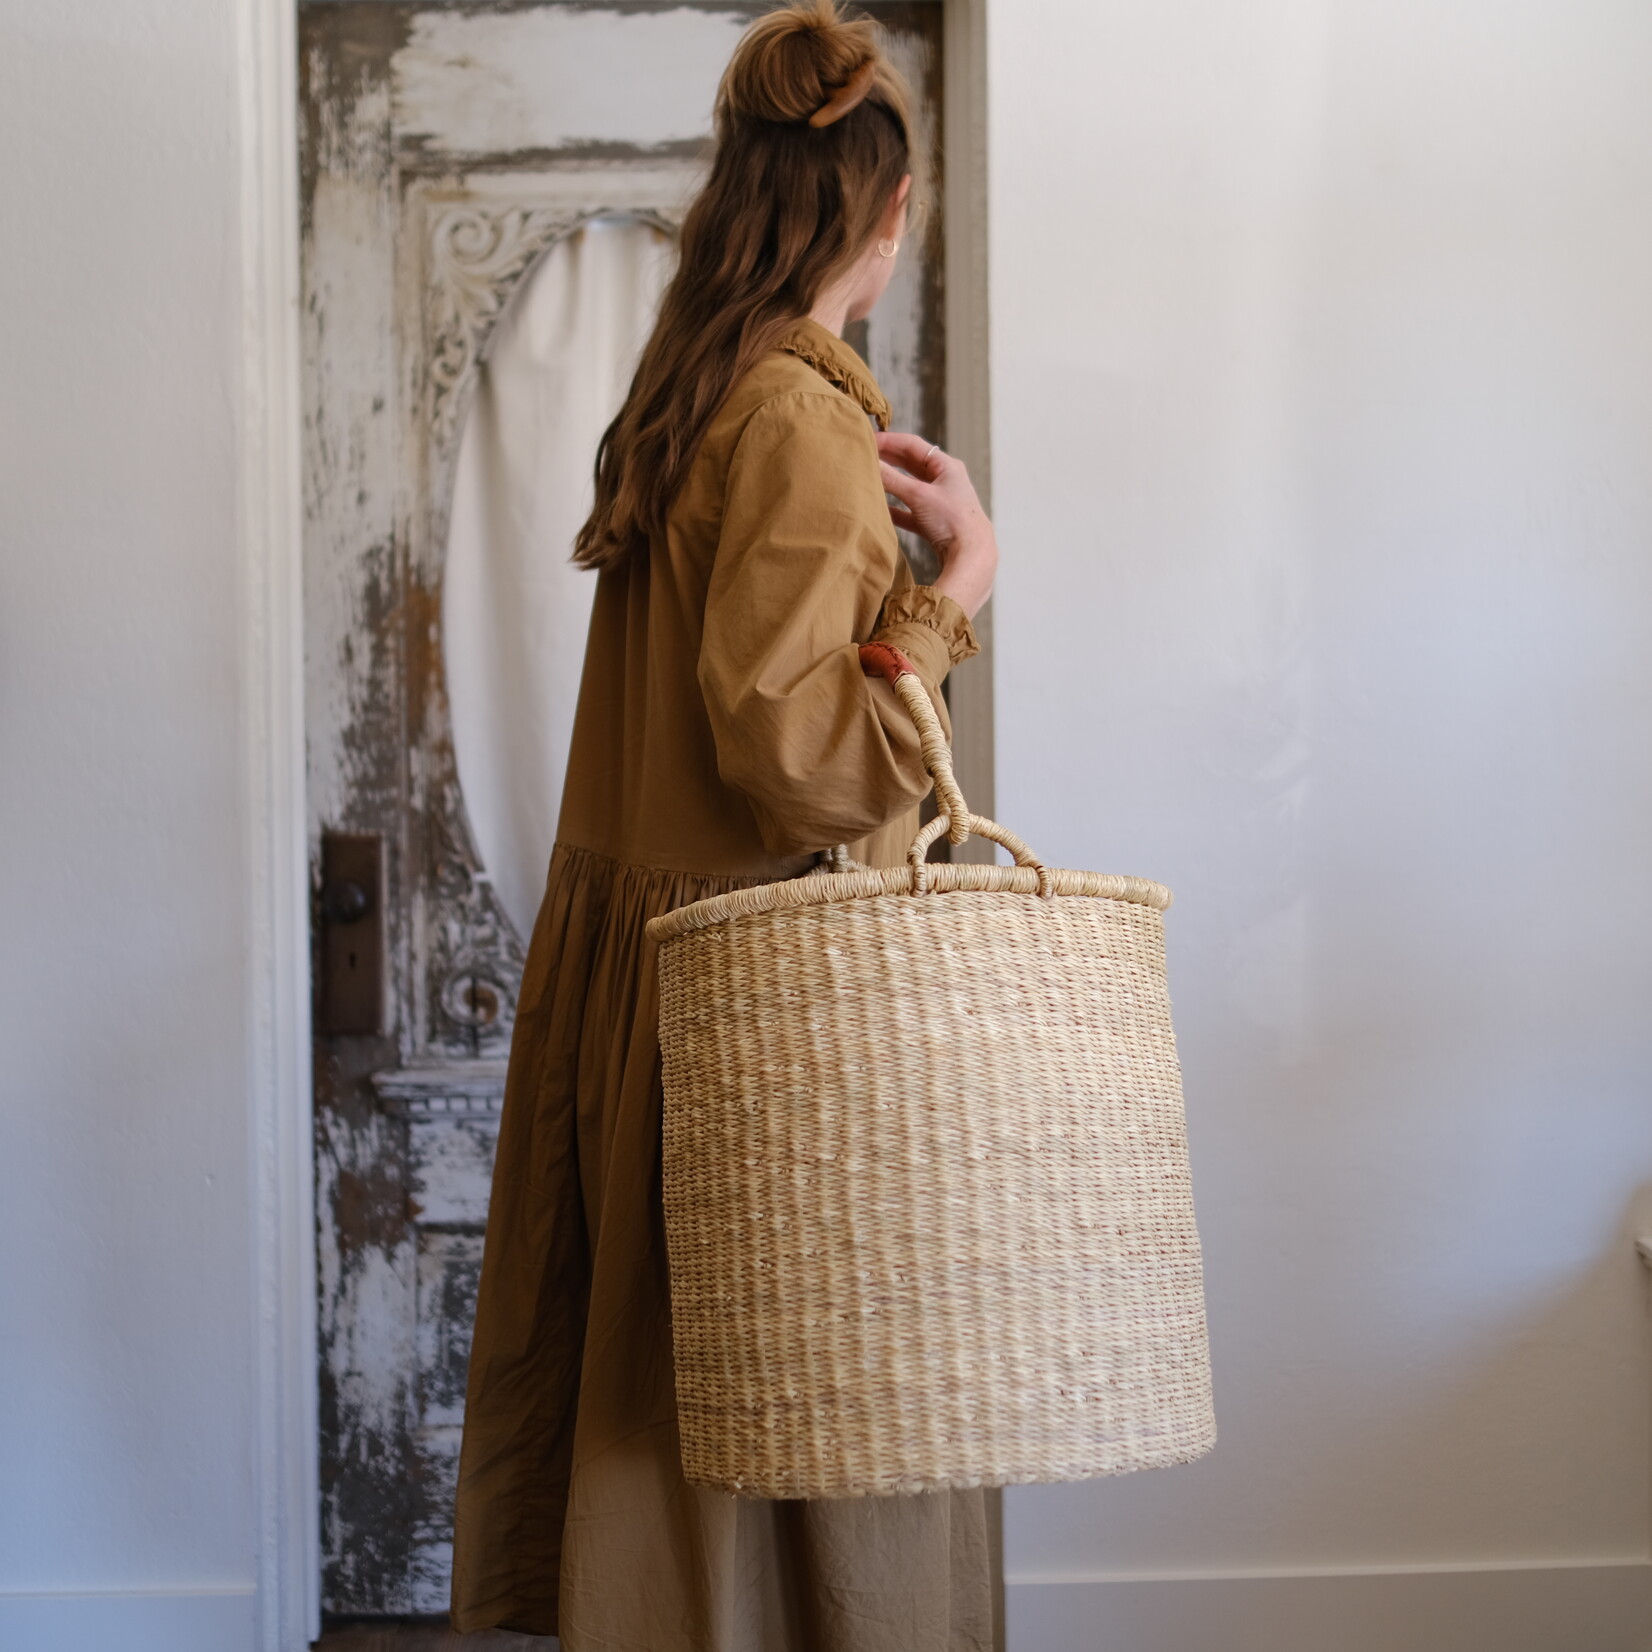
(943, 0, 994, 859)
(423, 175, 688, 456)
(236, 0, 319, 1645)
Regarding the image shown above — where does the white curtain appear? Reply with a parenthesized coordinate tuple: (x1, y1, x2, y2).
(444, 215, 675, 940)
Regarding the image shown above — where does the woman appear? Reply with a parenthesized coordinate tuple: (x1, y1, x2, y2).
(450, 5, 1000, 1646)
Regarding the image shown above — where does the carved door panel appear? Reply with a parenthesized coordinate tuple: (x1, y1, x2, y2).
(299, 0, 947, 1617)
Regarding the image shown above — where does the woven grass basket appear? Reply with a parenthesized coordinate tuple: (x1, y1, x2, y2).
(646, 642, 1214, 1499)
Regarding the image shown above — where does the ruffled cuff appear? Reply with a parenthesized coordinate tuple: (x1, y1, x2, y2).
(870, 585, 981, 689)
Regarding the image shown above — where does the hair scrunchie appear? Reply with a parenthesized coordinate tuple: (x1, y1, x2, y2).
(808, 57, 877, 127)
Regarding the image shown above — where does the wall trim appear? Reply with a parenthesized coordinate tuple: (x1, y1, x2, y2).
(0, 1588, 259, 1652)
(1005, 1560, 1652, 1652)
(1006, 1553, 1651, 1584)
(236, 0, 318, 1645)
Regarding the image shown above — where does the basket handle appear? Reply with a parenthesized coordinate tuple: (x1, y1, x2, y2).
(859, 643, 971, 842)
(847, 643, 1054, 896)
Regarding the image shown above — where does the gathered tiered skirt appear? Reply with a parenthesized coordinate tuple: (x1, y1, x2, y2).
(450, 840, 993, 1651)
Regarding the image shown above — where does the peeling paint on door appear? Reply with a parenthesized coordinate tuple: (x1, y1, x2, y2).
(301, 0, 945, 1614)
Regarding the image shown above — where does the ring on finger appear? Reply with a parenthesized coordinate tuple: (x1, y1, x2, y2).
(923, 442, 942, 464)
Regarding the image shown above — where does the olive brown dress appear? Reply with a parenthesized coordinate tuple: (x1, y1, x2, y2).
(450, 316, 990, 1649)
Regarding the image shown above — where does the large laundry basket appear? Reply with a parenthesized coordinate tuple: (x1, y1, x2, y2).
(646, 642, 1214, 1499)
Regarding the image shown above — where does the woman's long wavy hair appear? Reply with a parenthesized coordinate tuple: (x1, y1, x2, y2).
(571, 1, 913, 571)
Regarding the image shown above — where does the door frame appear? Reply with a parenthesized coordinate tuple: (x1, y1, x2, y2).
(239, 2, 991, 1645)
(237, 0, 319, 1645)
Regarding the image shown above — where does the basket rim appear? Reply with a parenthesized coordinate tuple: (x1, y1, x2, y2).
(645, 860, 1173, 943)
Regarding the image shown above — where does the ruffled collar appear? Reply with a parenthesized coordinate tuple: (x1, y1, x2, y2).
(774, 315, 892, 430)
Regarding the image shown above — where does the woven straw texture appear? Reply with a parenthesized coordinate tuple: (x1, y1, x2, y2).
(648, 652, 1214, 1498)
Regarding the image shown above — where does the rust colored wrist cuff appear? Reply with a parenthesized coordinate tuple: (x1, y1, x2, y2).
(859, 642, 917, 687)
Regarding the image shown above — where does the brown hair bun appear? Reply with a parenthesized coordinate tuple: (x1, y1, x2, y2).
(721, 1, 893, 130)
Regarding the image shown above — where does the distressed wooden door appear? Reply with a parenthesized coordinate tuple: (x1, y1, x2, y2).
(300, 0, 947, 1617)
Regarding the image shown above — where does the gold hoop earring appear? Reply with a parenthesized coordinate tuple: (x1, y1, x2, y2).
(877, 238, 899, 259)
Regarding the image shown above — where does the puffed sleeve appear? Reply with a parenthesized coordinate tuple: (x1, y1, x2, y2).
(697, 389, 978, 857)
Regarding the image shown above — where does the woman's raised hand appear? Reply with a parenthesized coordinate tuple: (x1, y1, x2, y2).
(877, 432, 999, 620)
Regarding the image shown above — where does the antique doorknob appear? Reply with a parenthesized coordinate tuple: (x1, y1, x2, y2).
(324, 879, 372, 925)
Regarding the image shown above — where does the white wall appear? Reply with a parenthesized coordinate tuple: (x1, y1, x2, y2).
(988, 2, 1652, 1647)
(6, 2, 1652, 1648)
(0, 2, 266, 1646)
